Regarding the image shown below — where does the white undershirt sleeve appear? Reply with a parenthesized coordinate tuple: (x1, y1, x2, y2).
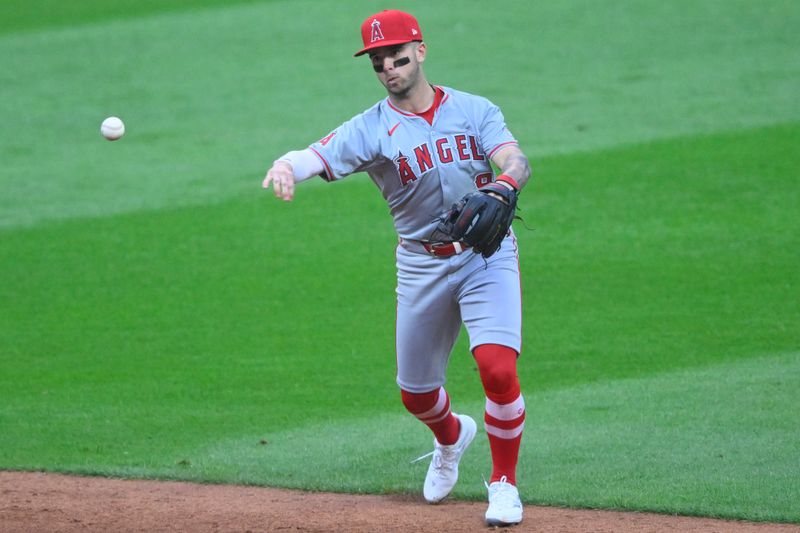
(275, 149, 325, 182)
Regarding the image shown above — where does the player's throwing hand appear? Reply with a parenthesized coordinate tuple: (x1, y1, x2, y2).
(263, 161, 296, 201)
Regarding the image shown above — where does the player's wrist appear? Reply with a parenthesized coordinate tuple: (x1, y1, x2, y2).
(495, 174, 519, 191)
(273, 159, 293, 171)
(274, 149, 324, 182)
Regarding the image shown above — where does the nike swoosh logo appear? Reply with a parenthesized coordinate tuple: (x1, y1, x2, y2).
(388, 122, 400, 136)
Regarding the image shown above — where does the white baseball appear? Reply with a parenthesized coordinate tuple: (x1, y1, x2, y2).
(100, 116, 125, 141)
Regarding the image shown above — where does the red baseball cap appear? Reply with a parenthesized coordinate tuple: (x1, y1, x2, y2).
(354, 10, 423, 57)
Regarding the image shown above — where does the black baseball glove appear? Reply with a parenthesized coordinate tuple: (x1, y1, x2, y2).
(436, 182, 518, 259)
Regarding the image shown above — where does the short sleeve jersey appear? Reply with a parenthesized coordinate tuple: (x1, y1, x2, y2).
(308, 86, 518, 241)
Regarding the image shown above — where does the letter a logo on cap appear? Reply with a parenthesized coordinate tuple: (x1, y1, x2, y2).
(370, 19, 385, 43)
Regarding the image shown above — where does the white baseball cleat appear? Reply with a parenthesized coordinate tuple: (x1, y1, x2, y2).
(422, 413, 477, 503)
(485, 476, 523, 526)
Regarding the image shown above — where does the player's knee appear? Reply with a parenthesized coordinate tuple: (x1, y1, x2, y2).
(400, 388, 439, 414)
(473, 344, 519, 396)
(480, 366, 517, 395)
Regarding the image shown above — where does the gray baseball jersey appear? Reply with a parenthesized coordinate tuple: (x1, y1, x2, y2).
(309, 86, 518, 241)
(308, 85, 522, 392)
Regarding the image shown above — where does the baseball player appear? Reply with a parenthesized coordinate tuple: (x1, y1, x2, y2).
(263, 10, 531, 527)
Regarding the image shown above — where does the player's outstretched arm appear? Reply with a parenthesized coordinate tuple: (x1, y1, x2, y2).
(262, 149, 325, 202)
(490, 145, 531, 191)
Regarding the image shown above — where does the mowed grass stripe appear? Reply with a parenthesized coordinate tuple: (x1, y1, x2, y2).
(0, 0, 268, 35)
(19, 352, 796, 523)
(526, 121, 800, 384)
(520, 351, 800, 523)
(1, 122, 797, 521)
(195, 351, 797, 523)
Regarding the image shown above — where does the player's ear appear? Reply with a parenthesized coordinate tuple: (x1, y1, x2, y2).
(415, 42, 426, 63)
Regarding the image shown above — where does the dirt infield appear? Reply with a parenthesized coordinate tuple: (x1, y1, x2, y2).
(1, 471, 798, 533)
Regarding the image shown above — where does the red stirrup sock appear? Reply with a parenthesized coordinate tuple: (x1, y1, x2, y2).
(473, 343, 525, 485)
(401, 387, 461, 445)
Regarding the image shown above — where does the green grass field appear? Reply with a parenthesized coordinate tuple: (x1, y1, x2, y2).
(1, 0, 799, 524)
